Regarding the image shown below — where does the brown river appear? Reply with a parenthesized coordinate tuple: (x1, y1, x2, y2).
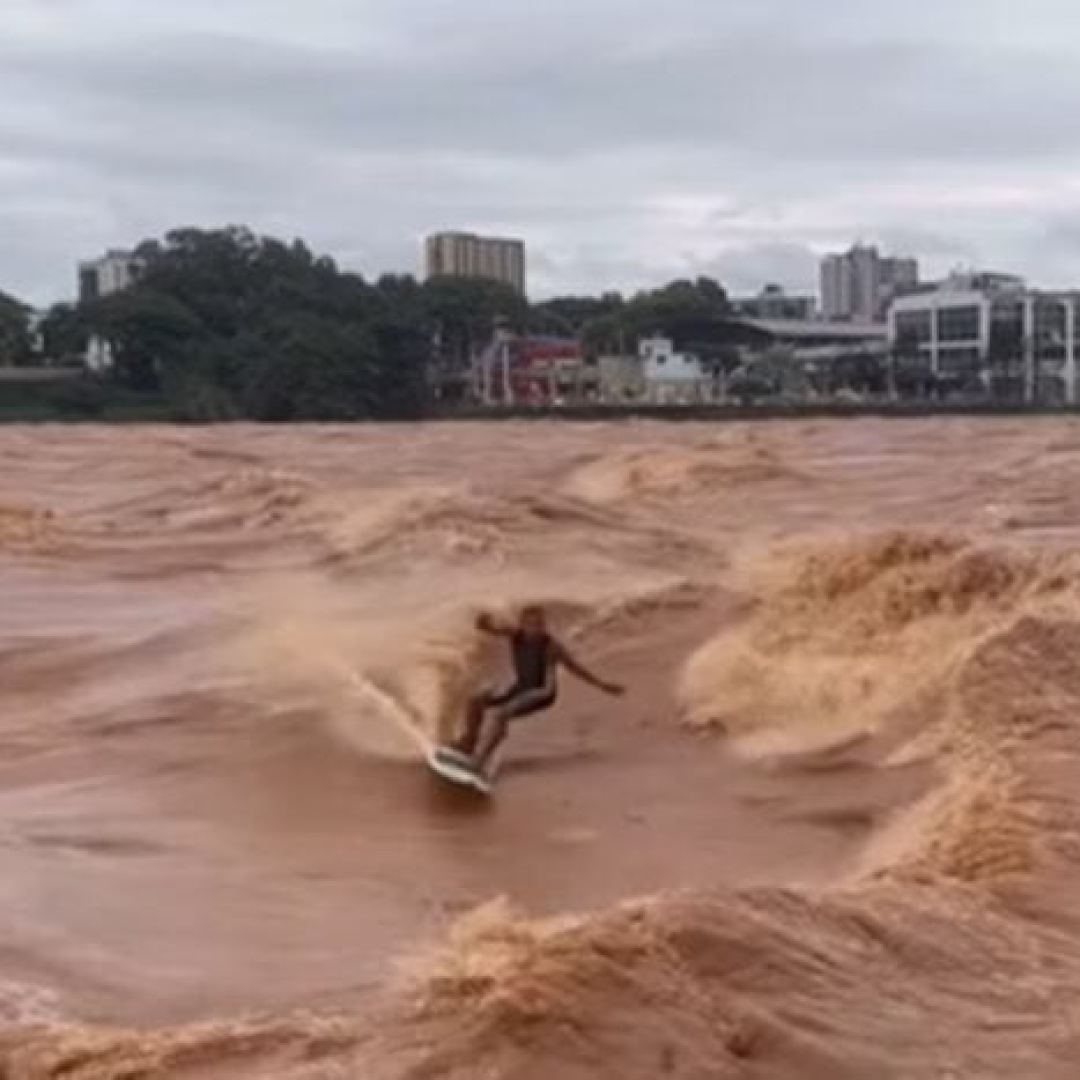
(2, 418, 1080, 1078)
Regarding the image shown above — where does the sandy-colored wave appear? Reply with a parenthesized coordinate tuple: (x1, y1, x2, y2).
(0, 1016, 360, 1080)
(369, 553, 1080, 1079)
(0, 502, 63, 553)
(681, 532, 1075, 754)
(93, 469, 320, 535)
(860, 615, 1080, 888)
(324, 484, 623, 562)
(231, 573, 704, 756)
(320, 483, 709, 574)
(11, 536, 1080, 1079)
(8, 423, 1080, 1079)
(567, 436, 797, 505)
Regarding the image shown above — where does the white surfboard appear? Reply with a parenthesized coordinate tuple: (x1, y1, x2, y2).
(427, 748, 492, 796)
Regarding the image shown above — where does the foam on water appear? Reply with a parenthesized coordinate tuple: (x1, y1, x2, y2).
(4, 421, 1080, 1079)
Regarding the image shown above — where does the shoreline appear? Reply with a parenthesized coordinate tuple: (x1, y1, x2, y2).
(2, 395, 1080, 425)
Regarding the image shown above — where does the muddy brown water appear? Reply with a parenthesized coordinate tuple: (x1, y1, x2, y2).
(2, 419, 1080, 1078)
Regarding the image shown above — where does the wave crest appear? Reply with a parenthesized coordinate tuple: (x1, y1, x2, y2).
(680, 533, 1077, 752)
(567, 439, 797, 504)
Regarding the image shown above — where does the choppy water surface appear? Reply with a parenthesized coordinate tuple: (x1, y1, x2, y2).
(2, 419, 1080, 1078)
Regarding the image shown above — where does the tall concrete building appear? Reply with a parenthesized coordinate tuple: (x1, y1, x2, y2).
(425, 232, 526, 294)
(820, 244, 919, 323)
(820, 253, 848, 323)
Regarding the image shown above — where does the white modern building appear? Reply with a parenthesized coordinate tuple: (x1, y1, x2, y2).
(614, 323, 890, 404)
(821, 244, 919, 323)
(638, 335, 712, 403)
(888, 272, 1080, 403)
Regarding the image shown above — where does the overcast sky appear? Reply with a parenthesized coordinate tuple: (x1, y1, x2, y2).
(5, 0, 1080, 304)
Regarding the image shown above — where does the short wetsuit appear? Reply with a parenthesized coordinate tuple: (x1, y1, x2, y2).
(484, 630, 558, 719)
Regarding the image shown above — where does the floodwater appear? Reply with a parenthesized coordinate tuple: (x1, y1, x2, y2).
(2, 419, 1080, 1078)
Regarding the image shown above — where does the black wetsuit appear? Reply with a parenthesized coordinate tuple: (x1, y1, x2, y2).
(487, 630, 558, 718)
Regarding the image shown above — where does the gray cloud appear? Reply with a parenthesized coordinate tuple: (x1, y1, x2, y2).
(4, 0, 1080, 304)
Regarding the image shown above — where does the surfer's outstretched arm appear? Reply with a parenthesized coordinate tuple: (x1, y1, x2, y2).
(554, 641, 624, 696)
(476, 612, 514, 637)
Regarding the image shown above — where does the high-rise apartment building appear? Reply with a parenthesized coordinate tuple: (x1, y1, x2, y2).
(820, 254, 848, 323)
(425, 232, 526, 294)
(820, 244, 919, 323)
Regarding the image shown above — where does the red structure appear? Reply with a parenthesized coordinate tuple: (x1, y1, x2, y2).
(509, 337, 582, 403)
(479, 334, 586, 405)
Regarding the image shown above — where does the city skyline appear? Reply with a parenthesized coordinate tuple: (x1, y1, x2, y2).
(5, 0, 1080, 305)
(47, 233, 1066, 324)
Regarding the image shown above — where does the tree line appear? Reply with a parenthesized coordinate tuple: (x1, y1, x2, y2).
(2, 226, 755, 420)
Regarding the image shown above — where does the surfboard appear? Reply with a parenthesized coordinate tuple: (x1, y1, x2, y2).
(427, 747, 492, 796)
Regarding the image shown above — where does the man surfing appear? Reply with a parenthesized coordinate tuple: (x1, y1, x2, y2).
(443, 604, 624, 781)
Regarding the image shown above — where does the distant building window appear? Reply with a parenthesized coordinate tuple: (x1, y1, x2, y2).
(991, 301, 1023, 332)
(1034, 300, 1067, 349)
(895, 310, 932, 346)
(938, 347, 981, 373)
(936, 305, 980, 344)
(78, 268, 99, 304)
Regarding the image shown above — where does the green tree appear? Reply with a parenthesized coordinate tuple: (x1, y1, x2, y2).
(579, 277, 738, 359)
(0, 290, 34, 365)
(39, 303, 87, 363)
(628, 277, 731, 332)
(82, 288, 206, 390)
(421, 275, 529, 368)
(533, 293, 624, 337)
(61, 228, 754, 416)
(75, 226, 430, 420)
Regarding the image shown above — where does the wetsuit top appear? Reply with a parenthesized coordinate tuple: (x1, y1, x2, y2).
(510, 630, 555, 690)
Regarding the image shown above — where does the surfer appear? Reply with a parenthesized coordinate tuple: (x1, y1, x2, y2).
(449, 604, 624, 778)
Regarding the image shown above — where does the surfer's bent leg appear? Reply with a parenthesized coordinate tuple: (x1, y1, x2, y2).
(452, 687, 514, 755)
(473, 686, 557, 774)
(451, 693, 489, 755)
